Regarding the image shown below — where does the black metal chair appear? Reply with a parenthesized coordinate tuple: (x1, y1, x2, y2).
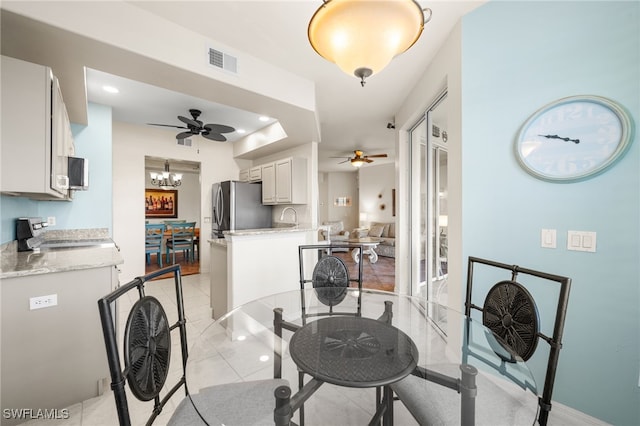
(298, 243, 365, 322)
(391, 256, 571, 425)
(98, 264, 287, 425)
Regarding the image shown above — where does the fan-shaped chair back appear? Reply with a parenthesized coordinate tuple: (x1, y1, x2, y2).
(391, 257, 570, 426)
(298, 244, 365, 322)
(97, 265, 189, 425)
(464, 256, 571, 425)
(98, 265, 287, 425)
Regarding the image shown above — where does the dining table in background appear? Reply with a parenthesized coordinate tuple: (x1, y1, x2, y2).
(184, 288, 540, 425)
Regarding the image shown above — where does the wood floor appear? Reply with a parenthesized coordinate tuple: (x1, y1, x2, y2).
(145, 250, 396, 291)
(332, 251, 396, 292)
(145, 253, 200, 279)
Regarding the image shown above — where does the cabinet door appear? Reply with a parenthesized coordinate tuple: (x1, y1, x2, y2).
(249, 166, 262, 182)
(261, 163, 276, 204)
(51, 76, 70, 195)
(239, 169, 249, 182)
(275, 159, 292, 203)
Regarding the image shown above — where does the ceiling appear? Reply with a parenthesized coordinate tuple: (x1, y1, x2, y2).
(1, 1, 483, 172)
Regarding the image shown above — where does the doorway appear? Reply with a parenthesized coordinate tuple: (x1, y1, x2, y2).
(144, 156, 202, 276)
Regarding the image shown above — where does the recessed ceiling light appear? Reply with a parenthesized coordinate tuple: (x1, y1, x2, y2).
(236, 129, 246, 134)
(102, 85, 119, 94)
(259, 116, 269, 122)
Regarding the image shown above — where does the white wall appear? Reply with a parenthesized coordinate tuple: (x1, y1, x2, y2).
(113, 121, 242, 282)
(395, 22, 462, 303)
(358, 164, 395, 226)
(324, 172, 358, 232)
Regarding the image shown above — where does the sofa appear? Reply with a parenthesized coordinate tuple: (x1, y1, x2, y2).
(355, 221, 396, 258)
(320, 220, 351, 243)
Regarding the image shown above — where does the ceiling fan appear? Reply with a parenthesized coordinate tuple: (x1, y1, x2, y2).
(148, 109, 235, 141)
(333, 150, 388, 167)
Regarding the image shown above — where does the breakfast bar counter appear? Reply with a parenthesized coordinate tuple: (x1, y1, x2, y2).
(208, 224, 317, 319)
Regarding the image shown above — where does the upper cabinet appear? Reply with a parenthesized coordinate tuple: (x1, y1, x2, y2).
(263, 157, 306, 205)
(261, 162, 276, 204)
(1, 56, 75, 200)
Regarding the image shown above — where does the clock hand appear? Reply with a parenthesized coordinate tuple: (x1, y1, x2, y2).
(538, 134, 580, 144)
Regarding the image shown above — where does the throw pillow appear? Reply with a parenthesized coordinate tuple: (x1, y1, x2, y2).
(368, 224, 385, 238)
(388, 223, 396, 238)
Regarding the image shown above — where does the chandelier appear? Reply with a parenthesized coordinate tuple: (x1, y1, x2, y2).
(149, 160, 182, 188)
(308, 0, 432, 86)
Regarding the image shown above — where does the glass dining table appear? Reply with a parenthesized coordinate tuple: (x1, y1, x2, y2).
(185, 288, 539, 425)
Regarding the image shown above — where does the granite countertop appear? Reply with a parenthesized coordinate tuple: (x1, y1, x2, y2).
(208, 223, 317, 243)
(1, 228, 123, 279)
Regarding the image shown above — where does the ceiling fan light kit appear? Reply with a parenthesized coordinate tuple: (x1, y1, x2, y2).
(332, 150, 388, 167)
(308, 0, 431, 86)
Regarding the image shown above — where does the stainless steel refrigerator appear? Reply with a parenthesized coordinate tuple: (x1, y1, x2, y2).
(212, 180, 272, 238)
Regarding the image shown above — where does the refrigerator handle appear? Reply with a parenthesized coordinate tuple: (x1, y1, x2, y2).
(215, 185, 224, 226)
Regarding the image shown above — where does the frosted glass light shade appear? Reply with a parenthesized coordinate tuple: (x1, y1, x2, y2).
(308, 0, 426, 84)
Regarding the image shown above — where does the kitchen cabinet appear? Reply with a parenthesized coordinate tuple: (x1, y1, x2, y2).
(1, 55, 75, 200)
(261, 162, 276, 203)
(249, 166, 262, 182)
(240, 166, 263, 183)
(261, 157, 306, 204)
(275, 157, 307, 204)
(1, 265, 118, 419)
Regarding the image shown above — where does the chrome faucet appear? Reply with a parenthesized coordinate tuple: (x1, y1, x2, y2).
(279, 207, 298, 225)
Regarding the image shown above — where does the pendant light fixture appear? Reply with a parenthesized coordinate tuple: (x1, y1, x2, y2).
(308, 0, 432, 86)
(150, 160, 182, 188)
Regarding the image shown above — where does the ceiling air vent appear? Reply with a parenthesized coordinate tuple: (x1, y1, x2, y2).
(177, 138, 192, 147)
(209, 48, 238, 74)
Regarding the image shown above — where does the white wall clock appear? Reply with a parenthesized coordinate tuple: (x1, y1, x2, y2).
(515, 95, 633, 182)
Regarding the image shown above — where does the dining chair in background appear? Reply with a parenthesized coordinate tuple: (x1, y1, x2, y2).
(297, 243, 365, 322)
(391, 256, 571, 426)
(97, 264, 288, 426)
(165, 221, 196, 264)
(144, 223, 165, 268)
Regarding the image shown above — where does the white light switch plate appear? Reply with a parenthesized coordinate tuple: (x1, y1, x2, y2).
(567, 230, 597, 252)
(541, 229, 557, 248)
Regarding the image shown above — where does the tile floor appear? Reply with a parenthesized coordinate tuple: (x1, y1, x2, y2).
(21, 273, 608, 426)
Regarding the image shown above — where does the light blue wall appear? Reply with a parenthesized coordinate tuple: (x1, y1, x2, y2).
(462, 2, 639, 424)
(0, 103, 113, 243)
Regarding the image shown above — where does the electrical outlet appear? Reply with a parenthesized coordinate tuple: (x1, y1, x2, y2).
(29, 294, 58, 310)
(47, 216, 56, 226)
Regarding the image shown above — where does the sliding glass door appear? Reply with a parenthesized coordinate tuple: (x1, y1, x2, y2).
(409, 92, 448, 306)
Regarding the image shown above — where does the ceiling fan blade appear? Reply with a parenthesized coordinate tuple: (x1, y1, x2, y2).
(147, 123, 189, 129)
(178, 115, 200, 128)
(202, 132, 227, 142)
(176, 131, 195, 139)
(338, 159, 350, 164)
(364, 158, 374, 163)
(365, 154, 388, 158)
(204, 123, 235, 134)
